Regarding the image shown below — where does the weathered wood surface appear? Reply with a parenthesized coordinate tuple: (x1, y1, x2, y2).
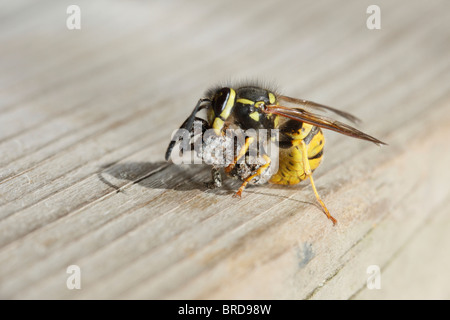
(0, 0, 449, 299)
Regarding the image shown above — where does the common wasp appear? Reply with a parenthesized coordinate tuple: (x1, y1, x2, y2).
(165, 83, 385, 225)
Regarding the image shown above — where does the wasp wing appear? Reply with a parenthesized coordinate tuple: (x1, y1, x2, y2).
(264, 105, 386, 145)
(278, 95, 361, 124)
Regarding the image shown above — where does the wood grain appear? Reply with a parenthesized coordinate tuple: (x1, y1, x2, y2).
(0, 0, 449, 299)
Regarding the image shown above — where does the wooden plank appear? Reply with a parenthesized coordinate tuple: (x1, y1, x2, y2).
(0, 0, 449, 299)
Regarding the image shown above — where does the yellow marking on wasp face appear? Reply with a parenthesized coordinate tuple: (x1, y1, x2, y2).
(212, 118, 224, 135)
(236, 98, 254, 105)
(268, 92, 276, 104)
(220, 88, 236, 120)
(249, 111, 260, 122)
(255, 101, 265, 109)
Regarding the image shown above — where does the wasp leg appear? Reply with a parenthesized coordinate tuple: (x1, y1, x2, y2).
(225, 136, 255, 174)
(233, 154, 271, 198)
(299, 140, 337, 225)
(205, 167, 222, 189)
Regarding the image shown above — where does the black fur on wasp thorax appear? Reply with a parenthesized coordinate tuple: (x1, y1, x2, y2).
(165, 83, 385, 225)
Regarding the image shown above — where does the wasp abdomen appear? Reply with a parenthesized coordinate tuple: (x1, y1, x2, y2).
(270, 124, 324, 185)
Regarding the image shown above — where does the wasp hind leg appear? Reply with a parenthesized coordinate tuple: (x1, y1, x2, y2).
(233, 154, 271, 198)
(299, 140, 337, 225)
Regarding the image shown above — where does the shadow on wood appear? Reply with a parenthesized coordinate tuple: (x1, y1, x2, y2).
(98, 161, 321, 211)
(97, 161, 231, 193)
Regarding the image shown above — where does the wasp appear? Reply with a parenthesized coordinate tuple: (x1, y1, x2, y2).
(165, 84, 385, 225)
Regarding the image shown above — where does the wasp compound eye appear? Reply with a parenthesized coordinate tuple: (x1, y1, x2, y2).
(212, 88, 233, 119)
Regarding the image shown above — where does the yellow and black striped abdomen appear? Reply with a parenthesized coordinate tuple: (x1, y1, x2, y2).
(270, 123, 324, 185)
